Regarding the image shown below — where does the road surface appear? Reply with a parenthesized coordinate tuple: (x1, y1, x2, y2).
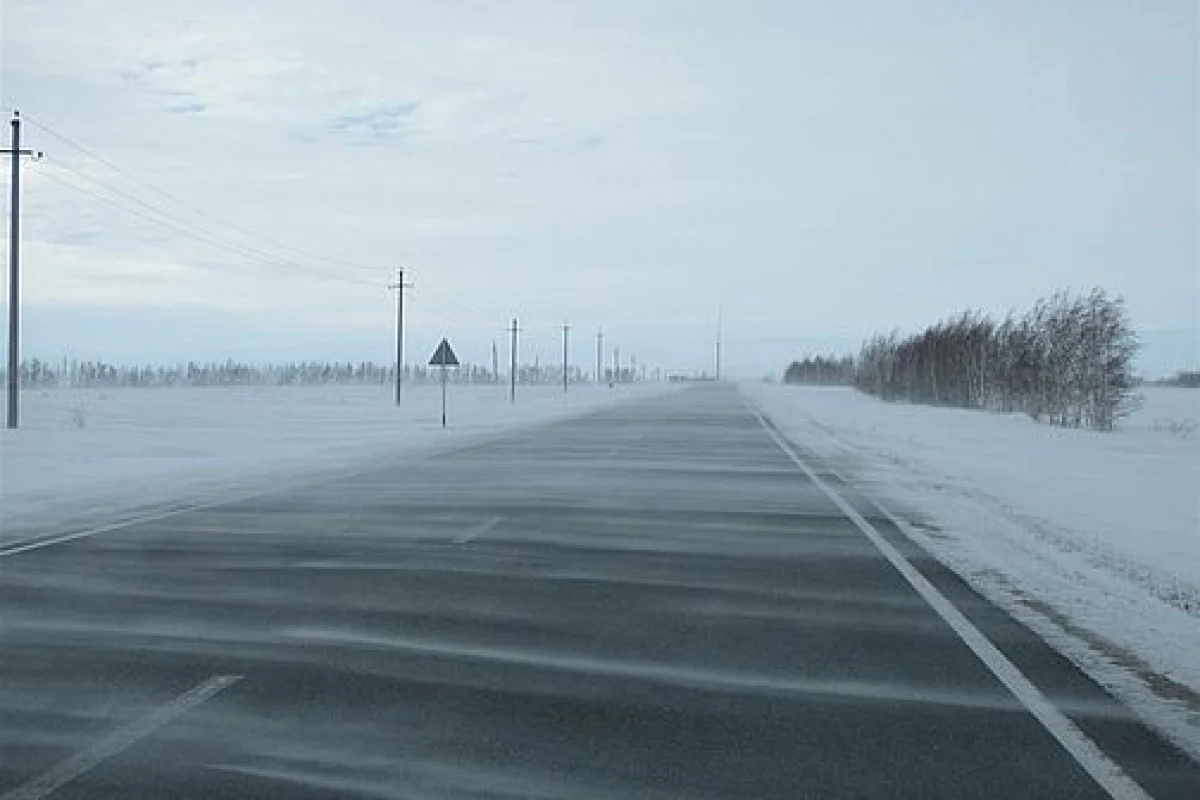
(2, 385, 1196, 798)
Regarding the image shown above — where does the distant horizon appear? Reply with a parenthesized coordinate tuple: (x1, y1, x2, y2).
(5, 302, 1196, 381)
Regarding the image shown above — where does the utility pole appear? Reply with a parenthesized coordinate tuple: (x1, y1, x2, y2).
(596, 329, 604, 384)
(3, 111, 40, 430)
(388, 269, 413, 406)
(614, 347, 620, 384)
(491, 340, 499, 383)
(509, 318, 519, 403)
(716, 307, 723, 382)
(562, 322, 570, 393)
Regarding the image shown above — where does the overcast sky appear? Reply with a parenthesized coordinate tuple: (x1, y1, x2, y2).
(1, 0, 1196, 377)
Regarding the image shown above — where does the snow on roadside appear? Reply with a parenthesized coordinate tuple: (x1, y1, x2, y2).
(1, 383, 676, 544)
(744, 382, 1200, 759)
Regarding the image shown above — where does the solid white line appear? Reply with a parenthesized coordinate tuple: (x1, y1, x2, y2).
(0, 501, 223, 558)
(748, 406, 1152, 800)
(0, 674, 243, 800)
(453, 515, 503, 544)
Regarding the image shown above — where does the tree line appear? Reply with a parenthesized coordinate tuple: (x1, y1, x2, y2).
(4, 359, 600, 388)
(784, 288, 1142, 431)
(783, 356, 855, 386)
(1155, 370, 1200, 388)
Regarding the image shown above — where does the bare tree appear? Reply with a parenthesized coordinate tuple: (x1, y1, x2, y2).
(853, 288, 1140, 431)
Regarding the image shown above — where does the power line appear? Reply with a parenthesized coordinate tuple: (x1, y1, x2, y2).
(21, 112, 378, 275)
(32, 164, 376, 288)
(40, 161, 244, 245)
(398, 279, 565, 334)
(38, 159, 376, 286)
(414, 283, 498, 324)
(16, 114, 609, 357)
(30, 163, 378, 289)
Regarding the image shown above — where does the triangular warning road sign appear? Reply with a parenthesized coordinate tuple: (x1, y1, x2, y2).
(428, 338, 459, 367)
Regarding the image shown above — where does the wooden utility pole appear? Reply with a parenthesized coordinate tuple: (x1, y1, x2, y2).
(596, 329, 604, 384)
(716, 307, 723, 382)
(2, 111, 40, 429)
(562, 322, 570, 393)
(509, 318, 519, 403)
(388, 269, 413, 406)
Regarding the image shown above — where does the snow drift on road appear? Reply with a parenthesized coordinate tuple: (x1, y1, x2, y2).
(746, 383, 1199, 759)
(1, 383, 675, 544)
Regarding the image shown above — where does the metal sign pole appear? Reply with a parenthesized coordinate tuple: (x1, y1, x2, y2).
(429, 338, 458, 429)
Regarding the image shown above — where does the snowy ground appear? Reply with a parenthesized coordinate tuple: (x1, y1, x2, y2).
(0, 382, 676, 545)
(746, 382, 1200, 758)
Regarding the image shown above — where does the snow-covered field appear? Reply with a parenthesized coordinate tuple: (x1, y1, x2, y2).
(746, 382, 1200, 758)
(1, 382, 675, 544)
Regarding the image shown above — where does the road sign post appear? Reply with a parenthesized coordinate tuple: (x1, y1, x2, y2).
(428, 338, 459, 428)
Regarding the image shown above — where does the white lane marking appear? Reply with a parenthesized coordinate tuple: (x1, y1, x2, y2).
(453, 515, 503, 544)
(0, 421, 551, 559)
(0, 674, 243, 800)
(748, 406, 1152, 800)
(0, 500, 229, 559)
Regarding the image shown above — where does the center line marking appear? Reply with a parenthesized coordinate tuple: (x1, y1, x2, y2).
(1, 674, 243, 800)
(748, 403, 1152, 800)
(453, 515, 503, 544)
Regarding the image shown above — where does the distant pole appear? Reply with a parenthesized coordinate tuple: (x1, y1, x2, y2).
(596, 329, 604, 384)
(509, 318, 518, 403)
(3, 112, 37, 430)
(492, 340, 499, 383)
(562, 322, 570, 393)
(388, 269, 413, 406)
(716, 307, 723, 382)
(614, 347, 620, 384)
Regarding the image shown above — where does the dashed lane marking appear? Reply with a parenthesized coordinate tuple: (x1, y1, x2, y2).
(453, 515, 504, 544)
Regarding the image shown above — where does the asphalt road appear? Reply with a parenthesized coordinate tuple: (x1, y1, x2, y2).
(1, 385, 1196, 799)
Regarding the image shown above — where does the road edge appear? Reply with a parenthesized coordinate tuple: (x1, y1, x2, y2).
(746, 398, 1152, 800)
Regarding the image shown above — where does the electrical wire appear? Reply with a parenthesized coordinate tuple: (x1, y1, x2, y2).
(45, 158, 378, 285)
(31, 162, 379, 289)
(412, 282, 506, 325)
(18, 114, 593, 329)
(21, 112, 379, 276)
